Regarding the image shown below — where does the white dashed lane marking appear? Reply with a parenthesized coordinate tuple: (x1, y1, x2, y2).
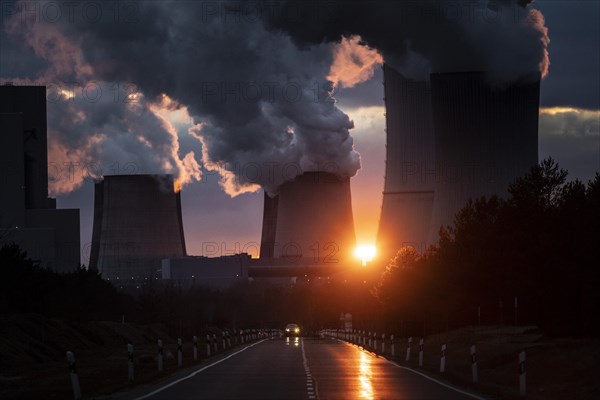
(301, 339, 319, 400)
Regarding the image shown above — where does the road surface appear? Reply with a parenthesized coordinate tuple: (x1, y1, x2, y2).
(124, 337, 484, 400)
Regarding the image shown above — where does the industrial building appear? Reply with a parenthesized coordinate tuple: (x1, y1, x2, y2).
(0, 84, 80, 272)
(89, 174, 186, 280)
(161, 254, 251, 289)
(377, 64, 436, 260)
(377, 67, 540, 260)
(259, 171, 356, 267)
(429, 72, 540, 237)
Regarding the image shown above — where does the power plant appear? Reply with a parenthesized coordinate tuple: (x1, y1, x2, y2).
(89, 174, 187, 280)
(0, 84, 80, 272)
(429, 72, 540, 237)
(259, 171, 356, 266)
(378, 66, 540, 260)
(377, 64, 436, 259)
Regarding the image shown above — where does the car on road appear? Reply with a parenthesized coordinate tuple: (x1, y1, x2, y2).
(284, 323, 301, 337)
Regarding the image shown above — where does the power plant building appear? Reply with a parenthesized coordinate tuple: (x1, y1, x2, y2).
(429, 72, 540, 236)
(259, 171, 356, 267)
(377, 68, 540, 259)
(0, 84, 80, 271)
(89, 174, 186, 280)
(378, 64, 436, 259)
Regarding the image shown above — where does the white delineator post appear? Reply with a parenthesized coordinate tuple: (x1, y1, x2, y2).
(227, 331, 231, 348)
(213, 334, 217, 353)
(391, 334, 395, 357)
(519, 351, 526, 397)
(157, 339, 163, 372)
(368, 331, 372, 348)
(418, 338, 424, 367)
(177, 338, 183, 367)
(406, 337, 413, 362)
(381, 333, 386, 354)
(193, 336, 198, 361)
(470, 345, 478, 384)
(206, 334, 211, 356)
(440, 344, 446, 373)
(66, 351, 82, 400)
(374, 332, 377, 352)
(127, 343, 134, 381)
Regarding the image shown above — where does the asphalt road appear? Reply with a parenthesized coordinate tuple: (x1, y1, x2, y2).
(125, 337, 484, 400)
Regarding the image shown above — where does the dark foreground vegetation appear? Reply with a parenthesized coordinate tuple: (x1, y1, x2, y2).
(1, 159, 598, 339)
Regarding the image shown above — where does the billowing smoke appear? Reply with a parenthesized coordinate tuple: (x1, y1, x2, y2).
(2, 0, 549, 196)
(266, 0, 549, 82)
(2, 0, 363, 196)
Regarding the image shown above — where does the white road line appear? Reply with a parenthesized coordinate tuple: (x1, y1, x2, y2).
(301, 338, 320, 400)
(133, 339, 266, 400)
(338, 340, 488, 400)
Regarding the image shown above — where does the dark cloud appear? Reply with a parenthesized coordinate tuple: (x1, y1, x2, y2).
(48, 0, 361, 195)
(265, 0, 550, 82)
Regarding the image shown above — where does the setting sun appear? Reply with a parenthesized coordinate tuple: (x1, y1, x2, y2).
(354, 245, 377, 266)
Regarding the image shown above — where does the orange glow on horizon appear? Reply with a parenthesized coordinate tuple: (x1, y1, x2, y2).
(355, 245, 376, 266)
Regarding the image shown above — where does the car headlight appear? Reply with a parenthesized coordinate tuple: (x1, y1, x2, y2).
(294, 328, 300, 333)
(285, 328, 290, 332)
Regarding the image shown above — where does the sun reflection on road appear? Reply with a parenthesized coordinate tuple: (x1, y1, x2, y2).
(358, 352, 374, 399)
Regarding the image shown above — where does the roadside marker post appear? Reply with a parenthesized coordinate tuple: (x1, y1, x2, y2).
(157, 339, 163, 372)
(206, 334, 211, 356)
(470, 345, 478, 384)
(440, 344, 446, 373)
(177, 338, 183, 367)
(66, 351, 82, 400)
(227, 331, 231, 348)
(128, 344, 134, 381)
(391, 334, 395, 357)
(368, 331, 372, 348)
(374, 332, 378, 352)
(193, 336, 198, 361)
(381, 333, 386, 354)
(418, 338, 424, 367)
(406, 337, 413, 362)
(519, 351, 526, 397)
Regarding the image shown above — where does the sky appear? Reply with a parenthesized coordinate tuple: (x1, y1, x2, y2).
(0, 0, 598, 264)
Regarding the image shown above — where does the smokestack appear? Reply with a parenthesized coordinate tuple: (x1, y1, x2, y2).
(268, 171, 355, 264)
(259, 192, 279, 259)
(89, 175, 187, 281)
(429, 71, 540, 236)
(377, 64, 435, 259)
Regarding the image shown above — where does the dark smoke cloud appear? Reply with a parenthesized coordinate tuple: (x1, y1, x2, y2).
(2, 0, 550, 197)
(2, 0, 361, 196)
(265, 0, 549, 82)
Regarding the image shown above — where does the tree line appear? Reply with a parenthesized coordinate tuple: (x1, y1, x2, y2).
(373, 158, 600, 337)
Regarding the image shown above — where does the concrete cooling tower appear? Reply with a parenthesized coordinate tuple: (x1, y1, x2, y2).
(261, 171, 356, 264)
(89, 175, 186, 281)
(429, 72, 540, 238)
(259, 192, 278, 259)
(377, 64, 436, 260)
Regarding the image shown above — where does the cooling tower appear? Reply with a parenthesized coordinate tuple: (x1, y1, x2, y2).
(259, 192, 278, 259)
(377, 64, 435, 260)
(271, 172, 355, 264)
(89, 175, 187, 281)
(429, 72, 540, 236)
